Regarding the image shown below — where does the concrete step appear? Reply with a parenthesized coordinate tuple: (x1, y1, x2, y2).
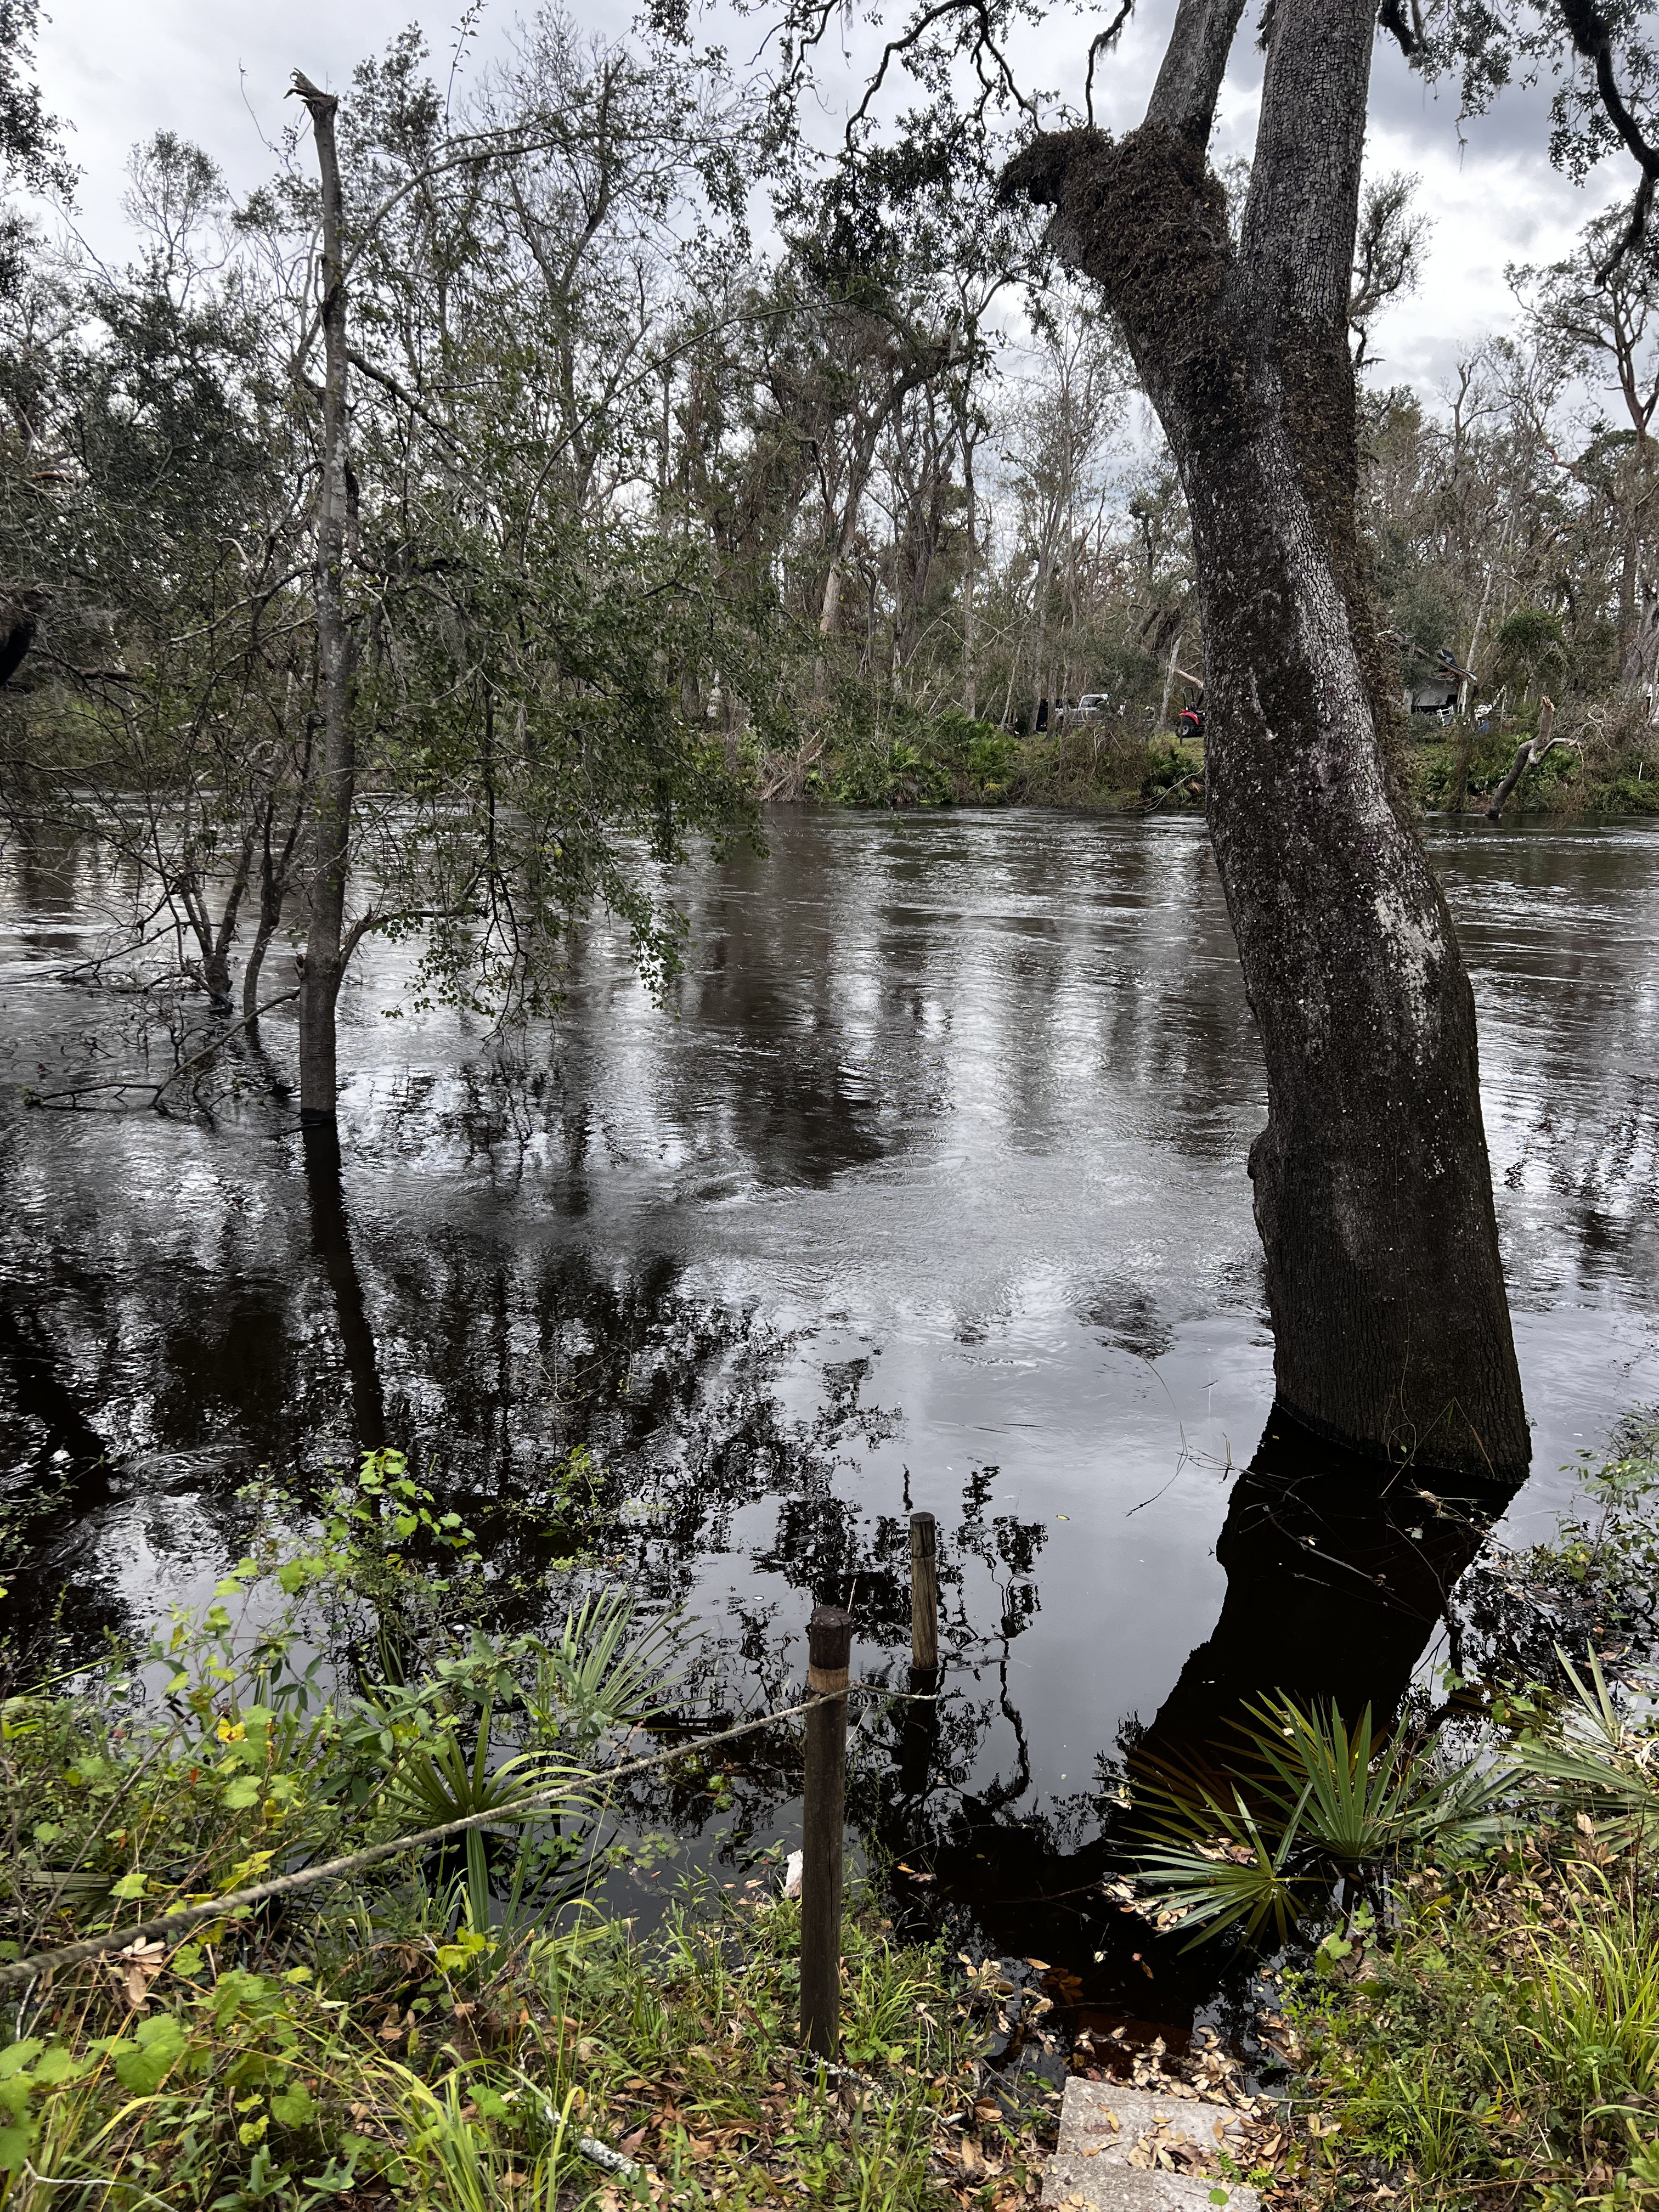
(1042, 2079, 1261, 2212)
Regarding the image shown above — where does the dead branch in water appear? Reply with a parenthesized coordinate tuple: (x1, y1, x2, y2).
(25, 989, 300, 1113)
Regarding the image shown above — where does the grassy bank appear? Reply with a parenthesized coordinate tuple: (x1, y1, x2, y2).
(758, 704, 1204, 812)
(0, 1455, 1059, 2209)
(1151, 1426, 1659, 2212)
(761, 695, 1659, 819)
(13, 1424, 1659, 2212)
(0, 1864, 1031, 2211)
(1274, 1830, 1659, 2209)
(1406, 714, 1659, 819)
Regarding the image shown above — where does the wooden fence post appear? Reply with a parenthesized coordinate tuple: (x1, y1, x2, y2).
(909, 1513, 938, 1672)
(799, 1602, 852, 2059)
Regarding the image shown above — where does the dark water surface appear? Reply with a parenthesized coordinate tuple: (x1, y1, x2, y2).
(3, 808, 1658, 2044)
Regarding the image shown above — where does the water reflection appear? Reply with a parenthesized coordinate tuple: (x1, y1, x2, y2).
(860, 1410, 1523, 2051)
(1, 810, 1657, 2038)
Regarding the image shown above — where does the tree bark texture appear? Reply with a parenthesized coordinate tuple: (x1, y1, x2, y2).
(1007, 0, 1529, 1479)
(294, 74, 357, 1130)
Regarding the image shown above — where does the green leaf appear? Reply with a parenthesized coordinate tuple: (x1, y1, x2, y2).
(222, 1775, 263, 1810)
(433, 1926, 491, 1974)
(33, 2047, 88, 2086)
(111, 2013, 187, 2094)
(109, 1871, 148, 1899)
(0, 2123, 31, 2172)
(271, 2080, 315, 2125)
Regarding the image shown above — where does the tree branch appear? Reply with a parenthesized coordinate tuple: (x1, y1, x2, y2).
(1086, 0, 1136, 129)
(847, 0, 1036, 129)
(345, 348, 462, 447)
(25, 990, 301, 1113)
(1145, 0, 1249, 148)
(1555, 0, 1659, 275)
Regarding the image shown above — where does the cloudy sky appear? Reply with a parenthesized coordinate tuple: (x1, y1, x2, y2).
(35, 0, 1632, 402)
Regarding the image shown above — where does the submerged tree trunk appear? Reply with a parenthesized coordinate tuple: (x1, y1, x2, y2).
(243, 799, 298, 1021)
(293, 74, 359, 1154)
(1008, 0, 1529, 1479)
(202, 830, 256, 1009)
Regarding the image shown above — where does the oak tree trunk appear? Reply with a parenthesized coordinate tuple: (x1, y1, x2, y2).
(1008, 0, 1529, 1479)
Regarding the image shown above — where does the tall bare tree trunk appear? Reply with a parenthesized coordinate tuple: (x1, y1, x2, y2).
(1008, 0, 1528, 1480)
(292, 73, 358, 1161)
(1029, 534, 1054, 734)
(1461, 525, 1507, 715)
(1158, 623, 1184, 730)
(961, 428, 978, 717)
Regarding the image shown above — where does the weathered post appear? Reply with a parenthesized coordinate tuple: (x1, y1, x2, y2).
(909, 1512, 938, 1672)
(799, 1602, 852, 2059)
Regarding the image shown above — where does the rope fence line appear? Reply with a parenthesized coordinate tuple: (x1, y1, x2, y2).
(0, 1678, 936, 1994)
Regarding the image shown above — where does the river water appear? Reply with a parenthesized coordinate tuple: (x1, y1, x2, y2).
(3, 807, 1658, 2045)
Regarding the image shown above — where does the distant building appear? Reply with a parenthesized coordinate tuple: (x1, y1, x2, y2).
(1408, 675, 1460, 715)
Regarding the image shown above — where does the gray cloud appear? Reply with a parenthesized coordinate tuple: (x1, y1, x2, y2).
(31, 0, 1641, 414)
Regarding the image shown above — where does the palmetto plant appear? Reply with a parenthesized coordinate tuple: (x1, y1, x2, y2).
(1511, 1646, 1659, 1848)
(1135, 1695, 1513, 1947)
(387, 1692, 585, 1933)
(531, 1589, 683, 1746)
(382, 1592, 679, 1932)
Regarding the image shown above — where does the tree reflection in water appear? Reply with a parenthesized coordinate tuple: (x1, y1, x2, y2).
(848, 1414, 1539, 2053)
(6, 807, 1658, 2036)
(0, 1188, 1554, 2058)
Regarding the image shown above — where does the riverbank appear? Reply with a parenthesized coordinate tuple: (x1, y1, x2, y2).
(7, 1426, 1659, 2208)
(0, 1454, 1066, 2210)
(1227, 1421, 1659, 2211)
(758, 710, 1659, 817)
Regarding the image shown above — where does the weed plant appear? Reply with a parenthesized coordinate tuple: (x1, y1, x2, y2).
(1133, 1424, 1659, 2210)
(1273, 1827, 1659, 2210)
(0, 1452, 1023, 2210)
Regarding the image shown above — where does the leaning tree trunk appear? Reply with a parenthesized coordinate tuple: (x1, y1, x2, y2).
(1008, 0, 1529, 1479)
(292, 72, 358, 1159)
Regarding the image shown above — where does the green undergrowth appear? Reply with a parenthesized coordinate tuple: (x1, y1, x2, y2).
(1277, 1829, 1659, 2210)
(1131, 1420, 1659, 2211)
(795, 702, 1203, 811)
(0, 1453, 1035, 2210)
(1408, 718, 1659, 817)
(0, 1874, 1025, 2212)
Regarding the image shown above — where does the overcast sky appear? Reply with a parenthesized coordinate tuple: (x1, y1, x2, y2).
(36, 0, 1631, 404)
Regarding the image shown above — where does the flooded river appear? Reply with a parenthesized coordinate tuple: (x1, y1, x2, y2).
(3, 806, 1658, 2044)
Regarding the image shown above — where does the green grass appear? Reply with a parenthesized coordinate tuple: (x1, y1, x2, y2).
(1242, 1425, 1659, 2210)
(1276, 1837, 1659, 2210)
(0, 1870, 1026, 2210)
(0, 1453, 1041, 2209)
